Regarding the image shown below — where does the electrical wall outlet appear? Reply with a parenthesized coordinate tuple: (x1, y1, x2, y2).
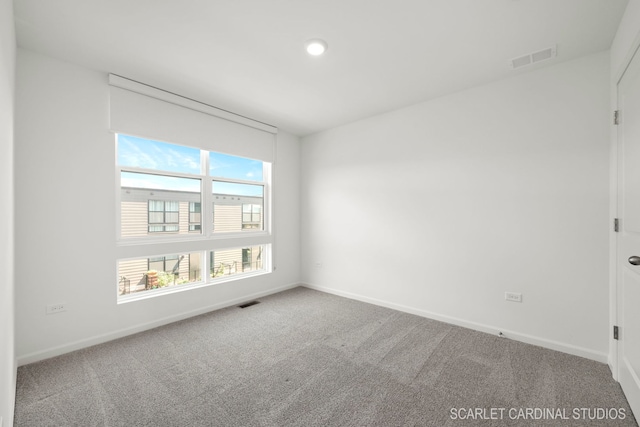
(505, 292, 522, 303)
(46, 303, 67, 314)
(315, 262, 323, 268)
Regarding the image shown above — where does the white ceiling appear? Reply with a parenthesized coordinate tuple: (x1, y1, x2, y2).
(14, 0, 629, 136)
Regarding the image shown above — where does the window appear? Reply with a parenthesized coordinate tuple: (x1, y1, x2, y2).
(148, 200, 179, 233)
(212, 179, 264, 233)
(148, 255, 180, 272)
(242, 248, 252, 270)
(210, 246, 264, 278)
(189, 202, 201, 232)
(121, 171, 201, 238)
(116, 134, 272, 301)
(242, 204, 262, 230)
(118, 252, 201, 295)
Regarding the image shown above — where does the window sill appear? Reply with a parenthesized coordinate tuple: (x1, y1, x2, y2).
(117, 269, 271, 304)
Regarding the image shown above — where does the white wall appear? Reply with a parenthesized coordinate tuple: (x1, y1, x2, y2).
(0, 0, 16, 423)
(612, 0, 640, 82)
(301, 52, 611, 362)
(14, 49, 300, 363)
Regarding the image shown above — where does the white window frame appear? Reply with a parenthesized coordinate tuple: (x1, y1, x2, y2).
(115, 134, 273, 303)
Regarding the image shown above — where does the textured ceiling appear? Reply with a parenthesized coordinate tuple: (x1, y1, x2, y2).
(15, 0, 629, 136)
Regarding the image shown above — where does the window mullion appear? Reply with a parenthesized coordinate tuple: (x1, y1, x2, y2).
(120, 166, 203, 181)
(201, 150, 210, 238)
(211, 176, 266, 186)
(201, 150, 211, 282)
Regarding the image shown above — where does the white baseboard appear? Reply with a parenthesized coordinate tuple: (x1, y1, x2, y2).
(302, 283, 608, 364)
(19, 281, 609, 366)
(17, 282, 300, 366)
(608, 344, 618, 380)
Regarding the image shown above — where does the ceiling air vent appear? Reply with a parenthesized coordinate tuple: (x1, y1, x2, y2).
(509, 45, 557, 70)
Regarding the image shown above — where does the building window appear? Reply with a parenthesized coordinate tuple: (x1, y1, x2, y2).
(148, 255, 181, 272)
(242, 204, 262, 230)
(189, 202, 201, 232)
(242, 248, 251, 270)
(116, 134, 272, 301)
(148, 200, 179, 233)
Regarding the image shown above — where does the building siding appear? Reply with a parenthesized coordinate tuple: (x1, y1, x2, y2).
(118, 187, 264, 295)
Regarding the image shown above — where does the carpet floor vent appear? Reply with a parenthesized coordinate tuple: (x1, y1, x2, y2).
(238, 300, 260, 309)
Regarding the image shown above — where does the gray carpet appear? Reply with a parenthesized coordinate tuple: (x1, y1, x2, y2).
(14, 287, 638, 426)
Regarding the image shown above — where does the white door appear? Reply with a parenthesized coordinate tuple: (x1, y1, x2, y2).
(617, 45, 640, 420)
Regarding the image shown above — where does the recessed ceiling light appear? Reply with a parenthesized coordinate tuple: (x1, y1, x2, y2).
(305, 39, 328, 56)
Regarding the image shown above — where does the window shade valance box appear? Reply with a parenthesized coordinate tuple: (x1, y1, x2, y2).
(108, 74, 277, 163)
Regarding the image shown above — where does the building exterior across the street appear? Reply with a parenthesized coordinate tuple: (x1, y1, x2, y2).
(118, 187, 264, 295)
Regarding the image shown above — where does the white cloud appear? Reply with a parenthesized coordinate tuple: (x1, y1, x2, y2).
(119, 139, 159, 169)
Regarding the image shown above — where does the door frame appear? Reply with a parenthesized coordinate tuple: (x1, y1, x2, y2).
(611, 33, 640, 381)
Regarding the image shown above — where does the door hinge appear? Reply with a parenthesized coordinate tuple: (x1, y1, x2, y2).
(614, 110, 620, 125)
(614, 218, 619, 232)
(614, 325, 619, 340)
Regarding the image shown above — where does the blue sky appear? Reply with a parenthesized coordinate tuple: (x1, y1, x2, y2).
(118, 134, 264, 196)
(118, 134, 200, 174)
(210, 152, 263, 182)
